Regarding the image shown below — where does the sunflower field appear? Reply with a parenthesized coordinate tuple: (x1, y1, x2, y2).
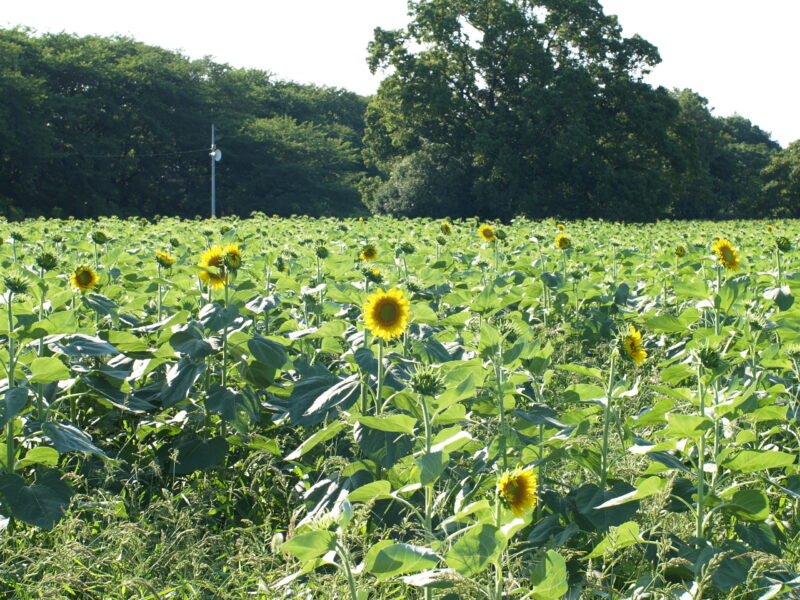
(1, 215, 799, 599)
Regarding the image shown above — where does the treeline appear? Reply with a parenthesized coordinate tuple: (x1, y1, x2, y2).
(0, 27, 368, 219)
(362, 0, 800, 221)
(2, 1, 800, 222)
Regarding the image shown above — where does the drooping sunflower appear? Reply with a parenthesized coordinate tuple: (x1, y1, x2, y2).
(554, 233, 571, 250)
(360, 244, 378, 262)
(711, 238, 740, 270)
(440, 222, 452, 235)
(198, 245, 227, 289)
(497, 467, 538, 517)
(363, 288, 410, 341)
(224, 243, 242, 271)
(478, 224, 496, 243)
(556, 223, 566, 231)
(622, 325, 647, 366)
(70, 266, 99, 292)
(156, 250, 176, 268)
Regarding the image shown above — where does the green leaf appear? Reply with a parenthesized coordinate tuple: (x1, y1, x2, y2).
(660, 363, 694, 385)
(247, 334, 288, 369)
(724, 450, 796, 473)
(416, 451, 448, 486)
(446, 523, 506, 577)
(365, 541, 439, 580)
(42, 422, 107, 457)
(171, 436, 228, 474)
(724, 489, 770, 521)
(29, 357, 71, 384)
(281, 530, 337, 561)
(17, 446, 60, 469)
(348, 480, 392, 503)
(644, 315, 687, 333)
(0, 470, 74, 529)
(530, 550, 568, 600)
(662, 413, 713, 441)
(356, 414, 417, 435)
(556, 364, 604, 382)
(50, 334, 120, 357)
(0, 387, 28, 428)
(285, 422, 345, 461)
(584, 521, 643, 559)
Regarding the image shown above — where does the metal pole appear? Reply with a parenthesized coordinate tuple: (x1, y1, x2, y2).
(211, 124, 216, 218)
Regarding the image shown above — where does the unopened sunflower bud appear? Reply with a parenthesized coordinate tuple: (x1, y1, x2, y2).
(410, 365, 445, 397)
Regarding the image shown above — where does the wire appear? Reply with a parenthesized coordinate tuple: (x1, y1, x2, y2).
(79, 147, 212, 159)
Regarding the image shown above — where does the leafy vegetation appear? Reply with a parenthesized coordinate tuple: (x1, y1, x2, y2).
(1, 214, 800, 599)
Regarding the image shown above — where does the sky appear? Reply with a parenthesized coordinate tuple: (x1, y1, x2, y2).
(4, 0, 798, 147)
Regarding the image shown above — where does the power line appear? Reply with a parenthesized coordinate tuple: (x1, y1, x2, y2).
(78, 147, 211, 159)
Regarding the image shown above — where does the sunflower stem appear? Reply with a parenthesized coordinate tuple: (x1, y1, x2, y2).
(715, 266, 722, 336)
(6, 291, 16, 474)
(599, 352, 617, 489)
(494, 354, 508, 472)
(37, 267, 47, 421)
(777, 248, 783, 288)
(376, 338, 384, 415)
(420, 392, 433, 542)
(335, 541, 360, 600)
(696, 362, 707, 539)
(157, 263, 163, 322)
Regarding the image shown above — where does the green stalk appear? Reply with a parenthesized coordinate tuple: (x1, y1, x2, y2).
(599, 353, 617, 489)
(715, 266, 722, 336)
(6, 291, 16, 474)
(157, 263, 163, 322)
(420, 393, 434, 541)
(493, 488, 504, 600)
(220, 273, 229, 439)
(696, 362, 707, 539)
(494, 354, 508, 471)
(376, 338, 385, 415)
(37, 267, 47, 421)
(777, 249, 783, 288)
(335, 541, 359, 600)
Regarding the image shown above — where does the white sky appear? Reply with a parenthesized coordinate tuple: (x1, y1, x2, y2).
(4, 0, 798, 147)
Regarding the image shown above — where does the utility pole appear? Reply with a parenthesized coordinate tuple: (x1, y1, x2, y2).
(210, 124, 217, 218)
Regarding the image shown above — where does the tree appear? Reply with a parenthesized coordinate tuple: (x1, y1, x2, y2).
(363, 0, 683, 220)
(762, 141, 800, 217)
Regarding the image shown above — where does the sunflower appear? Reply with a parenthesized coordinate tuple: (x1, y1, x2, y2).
(767, 225, 773, 233)
(776, 236, 791, 253)
(440, 222, 452, 235)
(224, 243, 242, 270)
(478, 224, 496, 243)
(556, 223, 566, 231)
(198, 246, 227, 289)
(622, 325, 647, 366)
(711, 238, 740, 270)
(497, 467, 538, 517)
(360, 244, 378, 262)
(156, 250, 176, 268)
(70, 266, 99, 292)
(675, 245, 686, 258)
(363, 288, 410, 341)
(554, 233, 571, 250)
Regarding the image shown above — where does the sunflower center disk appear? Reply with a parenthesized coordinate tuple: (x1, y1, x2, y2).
(379, 303, 397, 324)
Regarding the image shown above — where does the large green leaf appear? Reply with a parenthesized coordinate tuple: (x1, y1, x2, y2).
(281, 530, 337, 561)
(365, 541, 439, 580)
(0, 470, 74, 529)
(445, 523, 506, 577)
(530, 550, 568, 600)
(247, 333, 288, 369)
(42, 422, 108, 458)
(724, 450, 795, 473)
(0, 387, 28, 428)
(29, 357, 71, 384)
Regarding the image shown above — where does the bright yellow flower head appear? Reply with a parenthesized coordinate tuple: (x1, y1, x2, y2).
(363, 288, 410, 341)
(556, 223, 566, 231)
(554, 233, 571, 250)
(155, 250, 176, 268)
(440, 222, 452, 235)
(224, 243, 242, 270)
(70, 266, 99, 292)
(198, 245, 227, 289)
(767, 225, 773, 233)
(711, 238, 740, 270)
(497, 467, 538, 517)
(478, 224, 495, 243)
(623, 325, 647, 366)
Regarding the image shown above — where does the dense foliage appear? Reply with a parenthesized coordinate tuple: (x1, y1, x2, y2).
(363, 0, 799, 220)
(1, 215, 800, 599)
(0, 28, 368, 219)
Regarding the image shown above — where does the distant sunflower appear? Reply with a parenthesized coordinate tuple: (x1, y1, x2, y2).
(767, 225, 774, 233)
(497, 467, 538, 517)
(622, 325, 647, 366)
(675, 245, 686, 257)
(711, 238, 740, 270)
(360, 244, 378, 262)
(556, 223, 566, 231)
(224, 243, 242, 270)
(363, 288, 410, 341)
(478, 224, 496, 243)
(440, 222, 452, 235)
(198, 245, 227, 289)
(156, 250, 176, 268)
(554, 233, 571, 250)
(70, 266, 99, 292)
